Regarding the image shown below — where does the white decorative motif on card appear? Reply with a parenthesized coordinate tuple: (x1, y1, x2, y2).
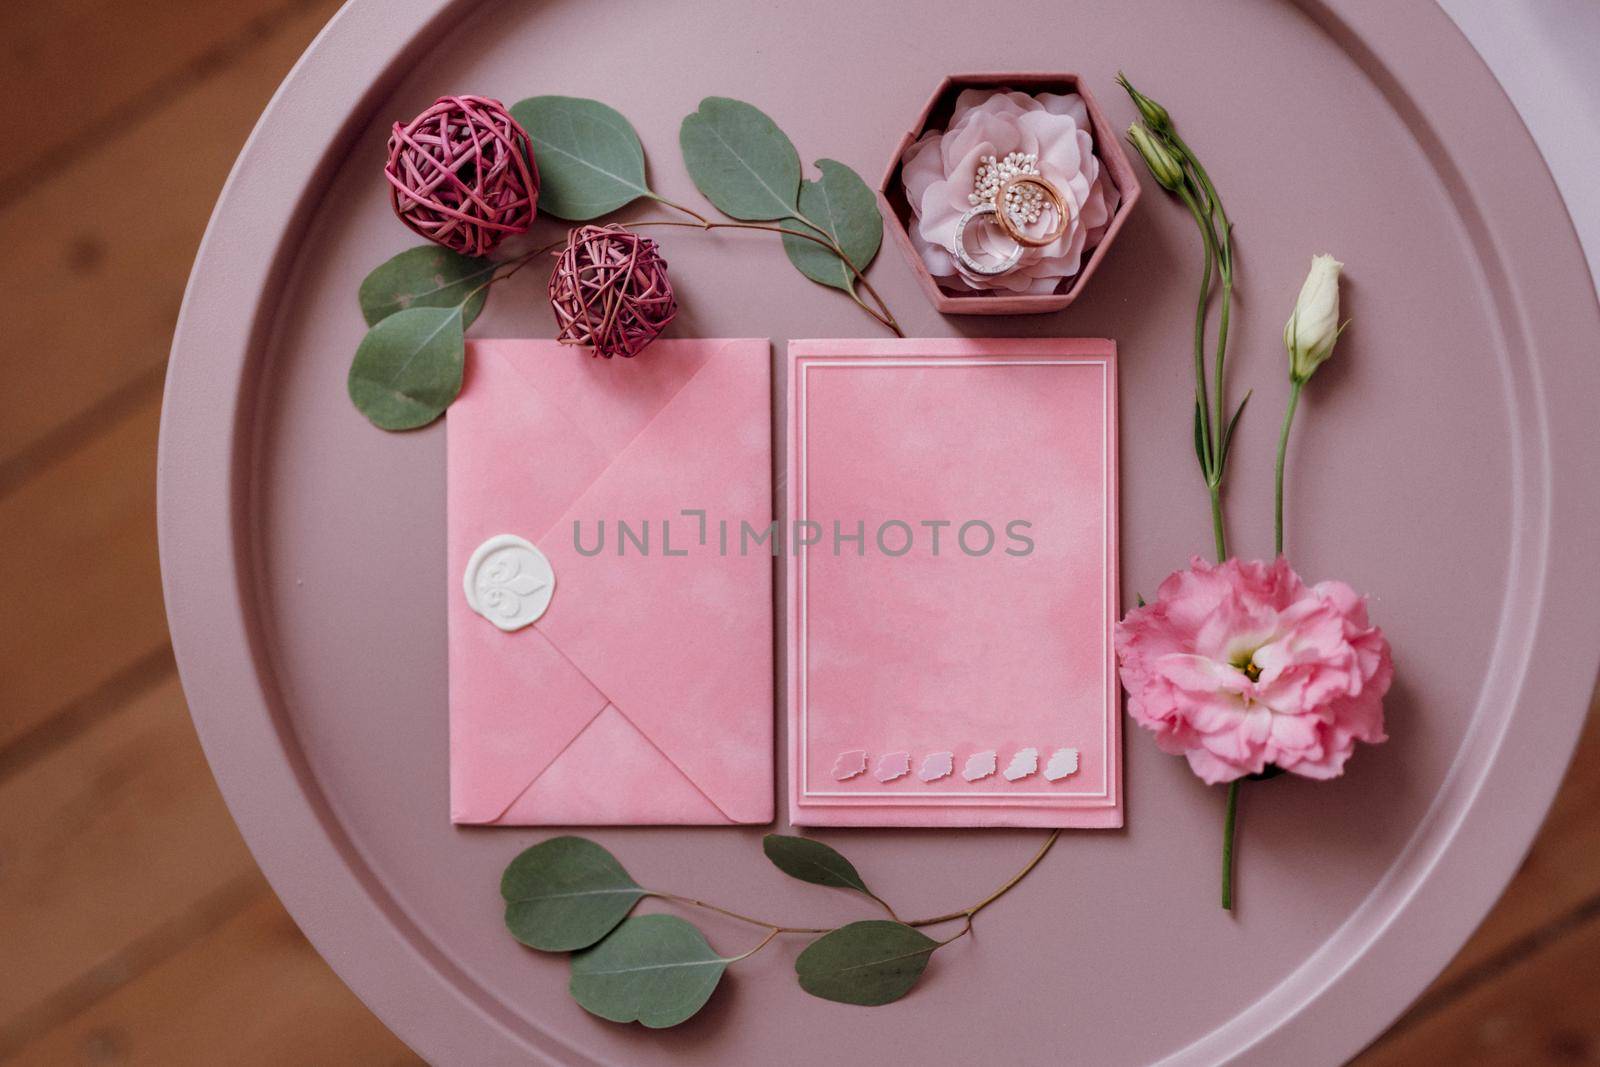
(873, 752, 911, 782)
(1003, 747, 1039, 781)
(918, 751, 954, 782)
(962, 750, 998, 782)
(463, 534, 555, 632)
(1044, 747, 1080, 781)
(830, 750, 869, 781)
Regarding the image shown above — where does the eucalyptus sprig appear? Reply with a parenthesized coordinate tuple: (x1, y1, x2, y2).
(1120, 73, 1247, 562)
(347, 240, 562, 430)
(502, 831, 1059, 1028)
(346, 95, 899, 431)
(514, 95, 900, 334)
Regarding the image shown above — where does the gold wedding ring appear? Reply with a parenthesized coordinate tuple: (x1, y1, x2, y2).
(994, 174, 1071, 248)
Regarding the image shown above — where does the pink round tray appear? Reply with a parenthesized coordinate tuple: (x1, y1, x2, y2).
(158, 1, 1600, 1064)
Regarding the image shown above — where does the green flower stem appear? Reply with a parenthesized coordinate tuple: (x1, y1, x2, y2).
(1178, 186, 1217, 480)
(1212, 261, 1234, 492)
(1209, 485, 1228, 562)
(1275, 379, 1304, 557)
(1125, 78, 1247, 913)
(1222, 780, 1241, 911)
(1178, 149, 1235, 505)
(1174, 114, 1245, 910)
(1176, 186, 1229, 561)
(1168, 129, 1232, 242)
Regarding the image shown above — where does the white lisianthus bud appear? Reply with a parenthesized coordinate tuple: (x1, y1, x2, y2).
(1284, 254, 1346, 383)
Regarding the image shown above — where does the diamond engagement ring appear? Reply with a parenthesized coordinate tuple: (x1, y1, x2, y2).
(949, 202, 1023, 276)
(994, 174, 1071, 247)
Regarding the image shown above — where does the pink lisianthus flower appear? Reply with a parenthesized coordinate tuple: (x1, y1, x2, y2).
(1115, 557, 1392, 785)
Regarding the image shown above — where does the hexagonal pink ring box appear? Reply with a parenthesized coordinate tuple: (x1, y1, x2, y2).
(878, 72, 1142, 315)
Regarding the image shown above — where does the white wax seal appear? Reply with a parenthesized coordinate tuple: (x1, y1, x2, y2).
(463, 534, 554, 632)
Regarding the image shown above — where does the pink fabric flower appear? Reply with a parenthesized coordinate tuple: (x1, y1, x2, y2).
(1115, 557, 1392, 785)
(899, 89, 1120, 294)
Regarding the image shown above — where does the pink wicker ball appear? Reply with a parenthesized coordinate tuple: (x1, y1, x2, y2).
(384, 95, 538, 256)
(549, 225, 679, 359)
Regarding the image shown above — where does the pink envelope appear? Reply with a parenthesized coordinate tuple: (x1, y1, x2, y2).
(448, 339, 773, 825)
(787, 338, 1120, 827)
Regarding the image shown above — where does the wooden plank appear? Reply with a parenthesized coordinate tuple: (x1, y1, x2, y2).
(0, 394, 168, 750)
(0, 673, 261, 1040)
(0, 0, 323, 191)
(1356, 902, 1600, 1066)
(1355, 702, 1600, 1060)
(0, 0, 343, 472)
(6, 892, 422, 1066)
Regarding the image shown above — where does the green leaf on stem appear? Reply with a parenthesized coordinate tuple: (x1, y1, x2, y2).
(346, 305, 465, 431)
(510, 96, 652, 220)
(679, 97, 801, 220)
(1192, 397, 1209, 477)
(357, 245, 494, 327)
(781, 159, 882, 293)
(794, 920, 940, 1006)
(569, 914, 728, 1028)
(1217, 389, 1252, 479)
(762, 834, 875, 897)
(501, 836, 645, 951)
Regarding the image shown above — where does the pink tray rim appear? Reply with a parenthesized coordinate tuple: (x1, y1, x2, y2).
(157, 2, 1600, 1064)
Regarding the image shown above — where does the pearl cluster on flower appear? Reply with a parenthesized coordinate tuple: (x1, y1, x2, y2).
(970, 151, 1046, 228)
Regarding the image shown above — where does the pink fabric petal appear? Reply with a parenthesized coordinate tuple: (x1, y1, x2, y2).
(898, 87, 1117, 292)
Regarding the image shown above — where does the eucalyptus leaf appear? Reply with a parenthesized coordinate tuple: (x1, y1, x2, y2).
(781, 159, 882, 293)
(346, 305, 465, 431)
(501, 836, 646, 952)
(569, 914, 728, 1028)
(510, 96, 653, 220)
(358, 245, 494, 327)
(794, 920, 941, 1006)
(762, 834, 874, 897)
(679, 97, 801, 220)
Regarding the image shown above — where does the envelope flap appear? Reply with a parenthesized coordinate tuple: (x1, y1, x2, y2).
(532, 340, 774, 824)
(496, 705, 731, 825)
(452, 342, 611, 545)
(448, 624, 611, 823)
(490, 338, 720, 460)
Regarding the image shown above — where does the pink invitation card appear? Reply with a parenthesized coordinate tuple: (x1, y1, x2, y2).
(787, 338, 1120, 827)
(448, 339, 773, 826)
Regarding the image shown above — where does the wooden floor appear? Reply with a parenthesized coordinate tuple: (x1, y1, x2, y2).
(1, 3, 1596, 1064)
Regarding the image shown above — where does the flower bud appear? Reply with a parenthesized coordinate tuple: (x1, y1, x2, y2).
(1127, 124, 1183, 192)
(1116, 72, 1171, 133)
(1284, 254, 1346, 382)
